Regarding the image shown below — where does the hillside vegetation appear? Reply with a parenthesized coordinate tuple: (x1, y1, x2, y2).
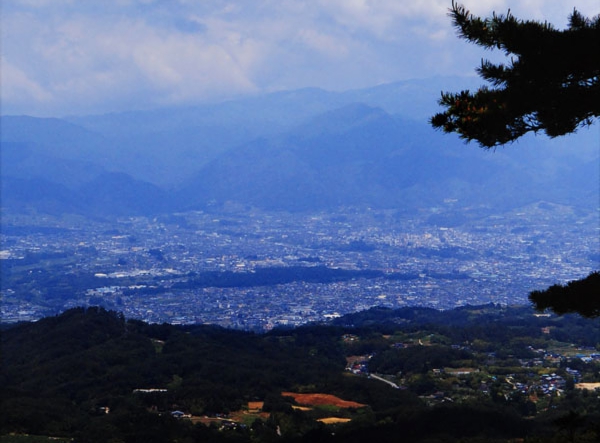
(2, 305, 600, 442)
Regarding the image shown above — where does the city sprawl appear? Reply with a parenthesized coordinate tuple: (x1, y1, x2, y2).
(1, 201, 598, 330)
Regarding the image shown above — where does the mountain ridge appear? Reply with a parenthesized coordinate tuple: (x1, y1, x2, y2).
(2, 79, 598, 216)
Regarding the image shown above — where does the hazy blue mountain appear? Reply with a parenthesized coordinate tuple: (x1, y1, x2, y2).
(1, 139, 169, 216)
(340, 75, 483, 120)
(0, 173, 169, 217)
(2, 77, 598, 216)
(64, 88, 348, 186)
(1, 116, 110, 165)
(78, 172, 171, 216)
(1, 176, 84, 215)
(0, 76, 557, 187)
(59, 77, 480, 186)
(1, 141, 105, 188)
(0, 115, 178, 190)
(175, 103, 406, 211)
(176, 104, 598, 212)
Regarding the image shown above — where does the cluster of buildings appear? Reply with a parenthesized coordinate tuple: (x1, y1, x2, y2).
(1, 202, 598, 328)
(345, 335, 598, 408)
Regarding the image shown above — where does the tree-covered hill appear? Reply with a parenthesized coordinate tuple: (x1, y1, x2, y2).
(2, 305, 600, 442)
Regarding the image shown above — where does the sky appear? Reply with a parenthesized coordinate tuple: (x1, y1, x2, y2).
(2, 0, 599, 117)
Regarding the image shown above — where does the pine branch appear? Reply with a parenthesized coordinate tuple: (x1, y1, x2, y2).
(433, 4, 600, 147)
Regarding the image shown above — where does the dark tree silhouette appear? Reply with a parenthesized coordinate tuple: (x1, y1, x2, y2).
(432, 3, 600, 318)
(529, 272, 600, 318)
(431, 1, 600, 148)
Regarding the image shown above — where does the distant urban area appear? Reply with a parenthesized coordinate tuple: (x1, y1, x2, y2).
(1, 201, 598, 330)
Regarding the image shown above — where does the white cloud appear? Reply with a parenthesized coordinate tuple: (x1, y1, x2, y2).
(129, 31, 261, 103)
(296, 28, 349, 58)
(2, 7, 266, 114)
(0, 58, 53, 108)
(2, 0, 599, 116)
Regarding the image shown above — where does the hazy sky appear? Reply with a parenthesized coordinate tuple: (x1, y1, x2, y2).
(2, 0, 599, 116)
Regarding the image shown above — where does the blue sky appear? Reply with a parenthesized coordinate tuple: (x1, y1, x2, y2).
(2, 0, 599, 116)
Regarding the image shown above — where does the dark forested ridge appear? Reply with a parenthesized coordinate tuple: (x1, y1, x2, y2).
(2, 305, 600, 442)
(172, 266, 385, 289)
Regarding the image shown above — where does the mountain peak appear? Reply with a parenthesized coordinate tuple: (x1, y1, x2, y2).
(294, 103, 395, 139)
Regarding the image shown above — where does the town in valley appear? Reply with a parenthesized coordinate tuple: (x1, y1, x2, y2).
(2, 201, 597, 330)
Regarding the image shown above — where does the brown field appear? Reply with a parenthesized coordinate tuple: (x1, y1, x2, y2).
(247, 401, 264, 411)
(576, 382, 600, 390)
(282, 392, 367, 408)
(317, 417, 352, 424)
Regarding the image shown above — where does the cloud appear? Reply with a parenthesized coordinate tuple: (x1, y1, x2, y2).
(128, 28, 261, 102)
(316, 0, 450, 36)
(295, 28, 349, 58)
(2, 6, 266, 114)
(2, 0, 599, 116)
(0, 58, 53, 110)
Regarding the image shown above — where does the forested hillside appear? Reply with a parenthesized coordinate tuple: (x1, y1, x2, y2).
(2, 305, 600, 442)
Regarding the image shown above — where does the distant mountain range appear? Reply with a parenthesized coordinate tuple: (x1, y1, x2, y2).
(2, 77, 598, 216)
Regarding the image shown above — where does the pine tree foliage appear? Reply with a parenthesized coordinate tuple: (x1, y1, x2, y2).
(529, 271, 600, 318)
(431, 1, 600, 147)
